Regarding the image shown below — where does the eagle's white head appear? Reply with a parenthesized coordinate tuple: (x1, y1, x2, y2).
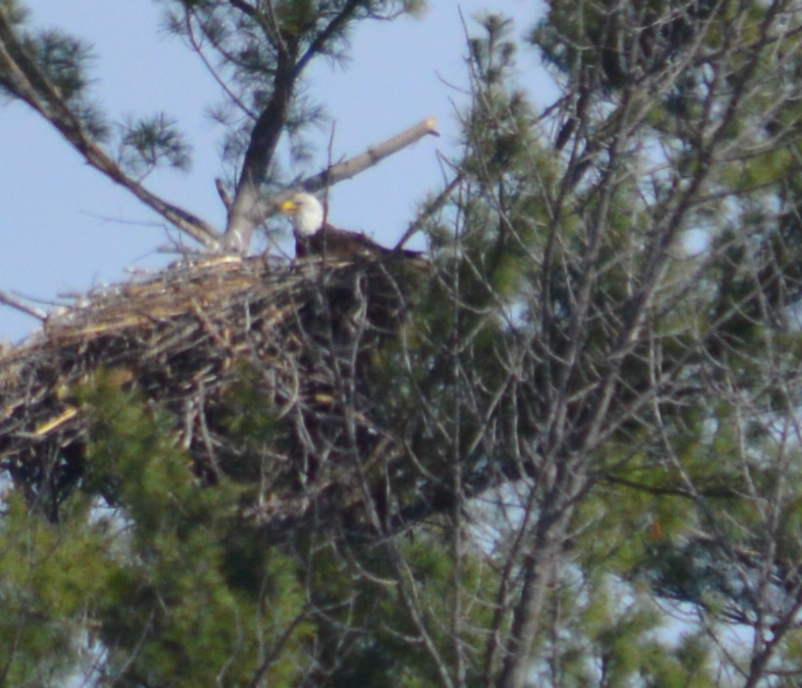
(279, 192, 324, 237)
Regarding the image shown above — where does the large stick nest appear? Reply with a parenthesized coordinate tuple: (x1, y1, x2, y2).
(0, 255, 425, 527)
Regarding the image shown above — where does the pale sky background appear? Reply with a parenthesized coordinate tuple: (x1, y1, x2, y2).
(0, 0, 555, 343)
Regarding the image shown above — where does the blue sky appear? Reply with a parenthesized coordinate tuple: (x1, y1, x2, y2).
(0, 0, 554, 342)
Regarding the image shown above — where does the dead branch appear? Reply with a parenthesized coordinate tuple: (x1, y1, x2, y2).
(305, 117, 440, 193)
(0, 289, 46, 321)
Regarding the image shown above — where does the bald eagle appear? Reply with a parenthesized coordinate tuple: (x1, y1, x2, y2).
(280, 192, 422, 260)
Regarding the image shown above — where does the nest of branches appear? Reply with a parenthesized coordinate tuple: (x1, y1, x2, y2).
(0, 254, 425, 528)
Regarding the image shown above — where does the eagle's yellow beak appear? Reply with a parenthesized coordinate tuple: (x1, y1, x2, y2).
(279, 199, 298, 214)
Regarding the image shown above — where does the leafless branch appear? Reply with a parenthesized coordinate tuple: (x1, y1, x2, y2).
(0, 289, 46, 321)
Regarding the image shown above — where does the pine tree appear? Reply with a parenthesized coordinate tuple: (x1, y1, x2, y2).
(5, 1, 802, 687)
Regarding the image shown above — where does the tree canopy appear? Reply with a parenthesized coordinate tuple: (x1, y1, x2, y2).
(4, 1, 802, 687)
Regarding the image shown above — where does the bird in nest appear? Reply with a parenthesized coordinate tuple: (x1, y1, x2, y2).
(279, 192, 423, 260)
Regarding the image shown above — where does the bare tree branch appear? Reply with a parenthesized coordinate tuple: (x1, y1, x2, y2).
(0, 289, 46, 321)
(307, 117, 440, 193)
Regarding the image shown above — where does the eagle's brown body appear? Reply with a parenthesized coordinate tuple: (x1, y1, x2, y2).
(280, 193, 422, 260)
(295, 223, 421, 260)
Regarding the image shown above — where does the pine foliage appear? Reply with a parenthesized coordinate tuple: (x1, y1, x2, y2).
(6, 1, 802, 687)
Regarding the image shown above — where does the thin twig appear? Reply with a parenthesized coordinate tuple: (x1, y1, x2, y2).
(393, 171, 462, 252)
